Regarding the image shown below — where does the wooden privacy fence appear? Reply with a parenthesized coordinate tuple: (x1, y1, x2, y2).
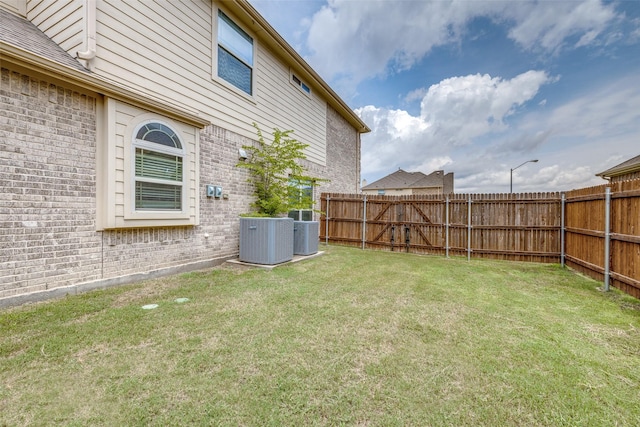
(565, 180, 640, 299)
(320, 192, 562, 262)
(321, 183, 640, 299)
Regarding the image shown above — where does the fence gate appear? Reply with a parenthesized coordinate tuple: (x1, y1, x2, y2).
(321, 195, 445, 254)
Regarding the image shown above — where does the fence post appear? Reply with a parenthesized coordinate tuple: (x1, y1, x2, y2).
(561, 192, 565, 267)
(325, 197, 330, 246)
(467, 196, 472, 261)
(362, 196, 367, 250)
(604, 187, 611, 291)
(445, 196, 450, 258)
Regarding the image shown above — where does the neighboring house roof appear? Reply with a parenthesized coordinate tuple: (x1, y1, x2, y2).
(0, 8, 87, 73)
(412, 171, 450, 188)
(363, 169, 446, 190)
(596, 154, 640, 179)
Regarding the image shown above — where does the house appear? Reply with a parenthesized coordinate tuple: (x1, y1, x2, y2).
(361, 169, 454, 196)
(0, 0, 369, 306)
(596, 154, 640, 182)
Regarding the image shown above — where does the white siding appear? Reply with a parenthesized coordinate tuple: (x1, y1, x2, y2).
(26, 0, 83, 55)
(254, 47, 326, 163)
(99, 99, 199, 229)
(91, 0, 327, 165)
(1, 0, 24, 16)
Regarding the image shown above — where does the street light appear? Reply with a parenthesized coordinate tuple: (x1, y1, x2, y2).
(510, 159, 538, 193)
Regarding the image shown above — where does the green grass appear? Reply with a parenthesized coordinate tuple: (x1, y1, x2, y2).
(1, 246, 639, 426)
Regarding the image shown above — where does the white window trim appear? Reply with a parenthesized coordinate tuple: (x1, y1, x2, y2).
(290, 71, 312, 98)
(289, 209, 314, 221)
(124, 118, 191, 222)
(212, 5, 257, 101)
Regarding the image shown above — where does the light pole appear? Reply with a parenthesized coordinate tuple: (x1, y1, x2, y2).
(510, 159, 538, 193)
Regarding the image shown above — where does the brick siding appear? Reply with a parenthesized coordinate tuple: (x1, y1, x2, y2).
(1, 67, 361, 304)
(1, 67, 101, 297)
(302, 104, 361, 216)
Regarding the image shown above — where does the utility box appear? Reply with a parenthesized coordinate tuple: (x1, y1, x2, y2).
(293, 221, 319, 256)
(239, 217, 294, 265)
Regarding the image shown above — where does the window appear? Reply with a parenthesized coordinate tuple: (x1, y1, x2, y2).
(96, 99, 199, 230)
(291, 73, 311, 95)
(288, 178, 314, 221)
(133, 122, 184, 211)
(217, 11, 253, 95)
(288, 209, 313, 221)
(378, 189, 386, 195)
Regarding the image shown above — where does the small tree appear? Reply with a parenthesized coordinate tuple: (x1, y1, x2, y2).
(237, 123, 326, 217)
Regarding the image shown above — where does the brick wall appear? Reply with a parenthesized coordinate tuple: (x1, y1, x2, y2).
(1, 67, 362, 304)
(1, 67, 101, 297)
(302, 104, 361, 216)
(324, 105, 361, 194)
(75, 124, 258, 288)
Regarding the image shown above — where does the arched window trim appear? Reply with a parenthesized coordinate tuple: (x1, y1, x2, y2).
(131, 120, 186, 212)
(135, 122, 183, 149)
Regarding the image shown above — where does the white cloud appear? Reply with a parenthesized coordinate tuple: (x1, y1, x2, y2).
(358, 72, 640, 193)
(356, 70, 552, 178)
(506, 0, 616, 52)
(251, 0, 639, 194)
(413, 157, 454, 175)
(545, 75, 640, 138)
(305, 0, 618, 86)
(420, 71, 553, 145)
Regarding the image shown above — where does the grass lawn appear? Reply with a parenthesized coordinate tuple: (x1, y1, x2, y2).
(1, 245, 639, 426)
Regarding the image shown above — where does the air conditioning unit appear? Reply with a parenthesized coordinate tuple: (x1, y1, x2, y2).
(239, 217, 294, 265)
(293, 221, 319, 256)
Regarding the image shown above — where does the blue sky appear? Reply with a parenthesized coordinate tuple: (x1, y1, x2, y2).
(250, 0, 640, 193)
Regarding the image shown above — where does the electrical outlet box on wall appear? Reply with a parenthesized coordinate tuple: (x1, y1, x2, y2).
(206, 185, 223, 198)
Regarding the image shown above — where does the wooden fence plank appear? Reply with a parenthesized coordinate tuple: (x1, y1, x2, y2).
(321, 192, 562, 263)
(321, 182, 640, 299)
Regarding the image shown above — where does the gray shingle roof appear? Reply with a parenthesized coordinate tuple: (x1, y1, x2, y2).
(597, 154, 640, 178)
(411, 171, 447, 188)
(363, 169, 445, 190)
(0, 8, 88, 73)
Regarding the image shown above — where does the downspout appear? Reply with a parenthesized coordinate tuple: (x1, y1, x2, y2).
(76, 0, 96, 64)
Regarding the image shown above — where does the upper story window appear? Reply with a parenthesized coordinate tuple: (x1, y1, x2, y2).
(291, 74, 311, 95)
(133, 122, 184, 211)
(217, 11, 253, 95)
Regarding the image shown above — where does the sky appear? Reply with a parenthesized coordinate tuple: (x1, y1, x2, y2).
(249, 0, 640, 193)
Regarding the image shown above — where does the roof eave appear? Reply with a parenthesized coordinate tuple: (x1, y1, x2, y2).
(596, 165, 640, 179)
(230, 0, 370, 134)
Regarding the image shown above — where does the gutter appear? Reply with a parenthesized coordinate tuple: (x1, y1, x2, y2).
(76, 0, 96, 61)
(596, 166, 640, 180)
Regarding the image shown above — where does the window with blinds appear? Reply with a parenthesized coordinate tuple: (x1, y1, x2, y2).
(217, 10, 253, 95)
(133, 122, 184, 211)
